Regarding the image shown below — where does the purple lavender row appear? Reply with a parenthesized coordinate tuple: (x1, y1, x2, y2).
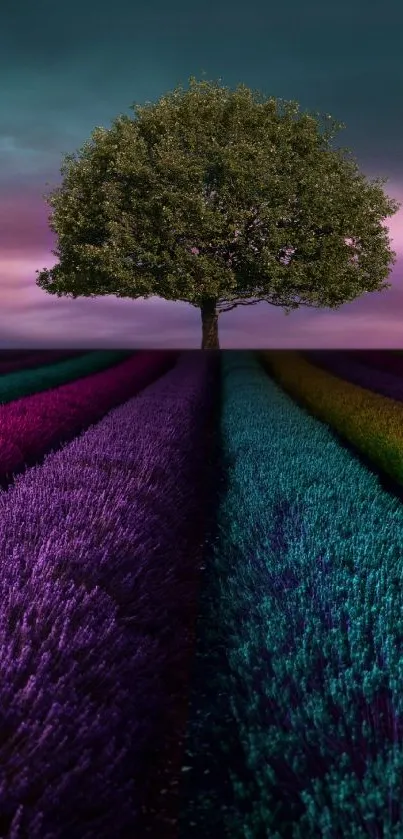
(343, 350, 403, 376)
(0, 350, 87, 376)
(0, 351, 218, 839)
(303, 351, 403, 403)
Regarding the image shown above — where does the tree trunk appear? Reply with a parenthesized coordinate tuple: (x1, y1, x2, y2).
(200, 298, 220, 349)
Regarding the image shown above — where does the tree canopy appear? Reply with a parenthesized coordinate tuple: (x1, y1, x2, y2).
(36, 76, 400, 348)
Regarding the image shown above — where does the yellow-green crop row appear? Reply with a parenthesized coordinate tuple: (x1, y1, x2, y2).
(259, 351, 403, 487)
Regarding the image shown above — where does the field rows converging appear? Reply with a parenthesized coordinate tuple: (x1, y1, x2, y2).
(0, 350, 219, 839)
(2, 349, 403, 838)
(0, 350, 88, 377)
(0, 349, 135, 405)
(0, 350, 178, 487)
(261, 350, 403, 490)
(302, 350, 403, 403)
(179, 351, 403, 839)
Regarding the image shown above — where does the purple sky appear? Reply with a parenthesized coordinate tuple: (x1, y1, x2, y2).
(1, 0, 402, 348)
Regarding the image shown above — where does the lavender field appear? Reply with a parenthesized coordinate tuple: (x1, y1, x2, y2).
(0, 349, 219, 839)
(2, 349, 403, 838)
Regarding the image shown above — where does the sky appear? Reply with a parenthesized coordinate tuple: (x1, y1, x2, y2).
(1, 0, 402, 349)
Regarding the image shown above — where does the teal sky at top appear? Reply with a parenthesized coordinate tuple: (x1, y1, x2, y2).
(2, 0, 402, 188)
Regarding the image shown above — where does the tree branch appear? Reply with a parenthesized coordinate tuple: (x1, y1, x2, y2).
(216, 296, 318, 313)
(217, 298, 264, 313)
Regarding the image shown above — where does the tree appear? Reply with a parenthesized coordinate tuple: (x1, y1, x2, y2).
(36, 76, 400, 349)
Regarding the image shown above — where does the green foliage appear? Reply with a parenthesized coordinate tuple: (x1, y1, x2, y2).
(36, 76, 400, 314)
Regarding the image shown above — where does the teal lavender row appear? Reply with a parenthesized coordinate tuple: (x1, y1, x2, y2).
(179, 350, 403, 839)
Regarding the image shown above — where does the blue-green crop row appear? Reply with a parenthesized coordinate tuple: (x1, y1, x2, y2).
(0, 350, 131, 404)
(180, 351, 403, 839)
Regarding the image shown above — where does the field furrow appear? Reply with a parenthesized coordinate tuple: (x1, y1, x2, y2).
(180, 351, 403, 839)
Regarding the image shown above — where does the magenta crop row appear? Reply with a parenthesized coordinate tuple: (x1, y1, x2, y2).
(303, 351, 403, 403)
(0, 351, 178, 486)
(0, 352, 218, 838)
